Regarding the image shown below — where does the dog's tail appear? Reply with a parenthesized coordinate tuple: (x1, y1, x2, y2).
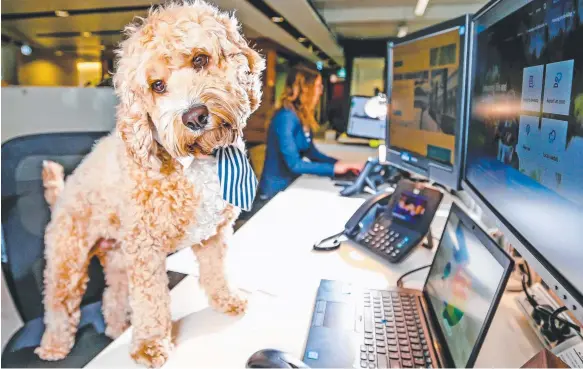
(42, 160, 65, 209)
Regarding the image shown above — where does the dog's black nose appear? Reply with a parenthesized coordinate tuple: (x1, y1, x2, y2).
(182, 105, 209, 131)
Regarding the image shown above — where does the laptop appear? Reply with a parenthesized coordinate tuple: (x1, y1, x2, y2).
(302, 203, 514, 368)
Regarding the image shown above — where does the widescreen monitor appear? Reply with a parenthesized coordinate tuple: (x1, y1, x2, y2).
(346, 95, 387, 139)
(464, 0, 583, 318)
(386, 15, 471, 190)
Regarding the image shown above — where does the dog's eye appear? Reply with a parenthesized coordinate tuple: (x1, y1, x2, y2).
(151, 80, 166, 94)
(193, 55, 209, 70)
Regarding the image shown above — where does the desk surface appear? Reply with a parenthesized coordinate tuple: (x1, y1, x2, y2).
(87, 176, 541, 368)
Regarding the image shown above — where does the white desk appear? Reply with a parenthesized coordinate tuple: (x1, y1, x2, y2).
(87, 176, 541, 368)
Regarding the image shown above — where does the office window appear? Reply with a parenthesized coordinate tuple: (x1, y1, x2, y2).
(350, 57, 385, 96)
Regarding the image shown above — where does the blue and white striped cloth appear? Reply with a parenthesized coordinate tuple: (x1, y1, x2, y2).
(215, 146, 258, 211)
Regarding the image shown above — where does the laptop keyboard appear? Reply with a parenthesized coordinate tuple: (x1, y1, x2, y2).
(359, 290, 433, 368)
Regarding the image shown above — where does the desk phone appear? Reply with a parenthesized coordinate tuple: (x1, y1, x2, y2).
(345, 179, 443, 263)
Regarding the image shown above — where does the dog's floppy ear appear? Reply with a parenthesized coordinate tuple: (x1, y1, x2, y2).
(241, 45, 265, 114)
(116, 107, 159, 170)
(219, 15, 266, 114)
(113, 33, 159, 170)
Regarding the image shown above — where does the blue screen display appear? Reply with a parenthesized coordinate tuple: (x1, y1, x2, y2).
(467, 0, 583, 297)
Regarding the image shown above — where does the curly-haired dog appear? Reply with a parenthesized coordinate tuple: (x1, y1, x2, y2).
(34, 1, 265, 367)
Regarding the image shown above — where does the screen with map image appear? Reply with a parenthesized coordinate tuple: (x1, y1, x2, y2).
(424, 212, 505, 367)
(390, 28, 461, 166)
(466, 0, 583, 300)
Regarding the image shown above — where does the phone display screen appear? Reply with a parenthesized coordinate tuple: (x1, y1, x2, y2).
(391, 191, 428, 224)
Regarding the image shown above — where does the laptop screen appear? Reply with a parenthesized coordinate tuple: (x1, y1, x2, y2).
(423, 210, 506, 367)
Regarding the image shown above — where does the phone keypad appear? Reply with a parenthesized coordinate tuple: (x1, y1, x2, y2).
(360, 222, 417, 263)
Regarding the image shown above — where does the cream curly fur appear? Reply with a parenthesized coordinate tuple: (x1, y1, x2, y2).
(34, 1, 265, 367)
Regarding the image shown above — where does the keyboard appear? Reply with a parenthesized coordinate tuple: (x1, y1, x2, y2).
(360, 290, 434, 368)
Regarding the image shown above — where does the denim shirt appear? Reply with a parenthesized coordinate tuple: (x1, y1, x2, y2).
(257, 108, 337, 200)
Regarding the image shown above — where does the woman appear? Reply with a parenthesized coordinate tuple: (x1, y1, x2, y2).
(257, 66, 363, 201)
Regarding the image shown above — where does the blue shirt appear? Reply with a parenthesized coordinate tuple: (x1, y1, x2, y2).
(258, 108, 337, 199)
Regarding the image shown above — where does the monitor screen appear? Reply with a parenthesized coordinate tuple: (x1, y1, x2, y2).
(390, 28, 461, 168)
(386, 16, 469, 190)
(466, 0, 583, 302)
(346, 95, 387, 139)
(424, 210, 506, 368)
(346, 95, 387, 140)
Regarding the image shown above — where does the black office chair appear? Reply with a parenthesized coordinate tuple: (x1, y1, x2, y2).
(1, 131, 112, 368)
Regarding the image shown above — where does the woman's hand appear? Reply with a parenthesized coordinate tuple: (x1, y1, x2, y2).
(334, 161, 364, 175)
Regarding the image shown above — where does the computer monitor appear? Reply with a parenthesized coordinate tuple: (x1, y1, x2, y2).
(346, 95, 387, 139)
(386, 15, 471, 190)
(424, 203, 513, 368)
(464, 0, 583, 320)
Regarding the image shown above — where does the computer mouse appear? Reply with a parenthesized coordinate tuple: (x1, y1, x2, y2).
(246, 349, 310, 368)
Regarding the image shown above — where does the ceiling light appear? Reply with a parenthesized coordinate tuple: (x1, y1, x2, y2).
(271, 16, 284, 23)
(20, 44, 32, 56)
(55, 50, 64, 56)
(55, 10, 69, 17)
(82, 31, 92, 38)
(297, 37, 307, 42)
(414, 0, 430, 16)
(397, 25, 408, 38)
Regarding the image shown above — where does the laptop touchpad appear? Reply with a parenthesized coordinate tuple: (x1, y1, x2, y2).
(323, 302, 354, 331)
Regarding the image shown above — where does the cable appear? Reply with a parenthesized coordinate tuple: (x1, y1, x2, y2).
(523, 260, 532, 287)
(521, 273, 538, 308)
(521, 274, 582, 340)
(550, 306, 582, 335)
(396, 265, 431, 288)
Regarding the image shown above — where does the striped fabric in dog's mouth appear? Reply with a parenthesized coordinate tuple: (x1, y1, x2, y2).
(177, 146, 257, 212)
(152, 129, 257, 211)
(215, 146, 257, 212)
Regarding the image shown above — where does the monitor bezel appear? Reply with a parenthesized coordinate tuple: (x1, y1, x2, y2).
(461, 0, 583, 322)
(345, 94, 387, 140)
(385, 14, 472, 191)
(422, 202, 514, 368)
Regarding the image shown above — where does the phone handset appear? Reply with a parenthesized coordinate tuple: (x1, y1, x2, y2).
(344, 191, 393, 237)
(313, 190, 392, 251)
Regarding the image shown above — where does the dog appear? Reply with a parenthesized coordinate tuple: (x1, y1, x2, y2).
(34, 1, 265, 367)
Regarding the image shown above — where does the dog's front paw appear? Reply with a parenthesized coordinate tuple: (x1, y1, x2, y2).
(35, 332, 74, 361)
(209, 291, 248, 316)
(131, 338, 172, 368)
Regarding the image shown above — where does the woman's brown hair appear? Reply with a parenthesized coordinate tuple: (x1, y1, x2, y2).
(278, 65, 322, 131)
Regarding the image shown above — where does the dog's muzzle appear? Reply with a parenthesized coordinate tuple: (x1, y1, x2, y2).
(182, 105, 209, 132)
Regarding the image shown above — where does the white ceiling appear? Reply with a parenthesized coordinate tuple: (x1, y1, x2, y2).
(1, 0, 491, 67)
(264, 0, 344, 65)
(311, 0, 488, 38)
(0, 0, 329, 64)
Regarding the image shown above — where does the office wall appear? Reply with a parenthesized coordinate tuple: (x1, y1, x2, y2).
(244, 40, 277, 144)
(1, 87, 118, 143)
(18, 56, 79, 86)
